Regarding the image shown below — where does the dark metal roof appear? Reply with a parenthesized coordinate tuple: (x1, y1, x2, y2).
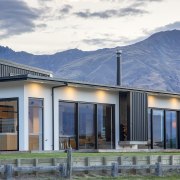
(0, 59, 53, 77)
(0, 74, 180, 97)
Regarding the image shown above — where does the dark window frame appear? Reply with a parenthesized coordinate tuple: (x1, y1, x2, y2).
(0, 97, 19, 151)
(149, 107, 179, 149)
(58, 100, 116, 150)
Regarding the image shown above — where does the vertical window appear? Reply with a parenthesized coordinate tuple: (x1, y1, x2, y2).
(29, 98, 43, 151)
(97, 104, 114, 149)
(152, 110, 164, 149)
(0, 99, 18, 151)
(148, 109, 151, 148)
(166, 111, 177, 149)
(59, 102, 76, 149)
(79, 103, 95, 149)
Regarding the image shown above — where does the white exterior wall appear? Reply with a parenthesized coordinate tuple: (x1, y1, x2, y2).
(0, 82, 120, 151)
(24, 82, 53, 151)
(148, 95, 180, 110)
(0, 82, 26, 151)
(53, 86, 119, 150)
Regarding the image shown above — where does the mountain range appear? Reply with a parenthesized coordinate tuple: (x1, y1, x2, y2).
(1, 30, 180, 92)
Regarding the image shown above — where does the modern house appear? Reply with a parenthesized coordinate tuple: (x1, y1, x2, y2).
(0, 58, 180, 151)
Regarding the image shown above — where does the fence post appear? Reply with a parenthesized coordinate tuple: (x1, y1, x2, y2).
(133, 156, 137, 175)
(118, 156, 122, 174)
(102, 157, 107, 174)
(85, 157, 90, 174)
(34, 158, 38, 176)
(59, 163, 66, 177)
(111, 162, 118, 177)
(16, 159, 21, 176)
(66, 147, 72, 179)
(155, 162, 163, 176)
(4, 164, 13, 180)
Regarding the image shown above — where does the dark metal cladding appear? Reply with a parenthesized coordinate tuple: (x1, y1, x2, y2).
(130, 91, 148, 141)
(0, 60, 52, 77)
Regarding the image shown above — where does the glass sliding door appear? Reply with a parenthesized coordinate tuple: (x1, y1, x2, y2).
(59, 102, 76, 149)
(0, 99, 18, 151)
(59, 101, 115, 150)
(97, 104, 114, 149)
(152, 110, 164, 149)
(29, 98, 43, 151)
(166, 111, 177, 149)
(79, 103, 95, 149)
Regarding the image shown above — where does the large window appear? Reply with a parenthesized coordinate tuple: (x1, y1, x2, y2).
(59, 101, 115, 150)
(0, 98, 18, 151)
(59, 102, 76, 149)
(166, 111, 177, 149)
(148, 108, 178, 149)
(97, 105, 114, 149)
(29, 98, 43, 151)
(79, 103, 95, 149)
(152, 110, 164, 149)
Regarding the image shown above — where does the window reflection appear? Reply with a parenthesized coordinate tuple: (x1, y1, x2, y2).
(152, 110, 164, 149)
(148, 109, 151, 148)
(59, 101, 115, 150)
(97, 105, 114, 149)
(0, 99, 18, 151)
(79, 104, 95, 149)
(166, 111, 177, 149)
(59, 102, 76, 149)
(29, 98, 43, 151)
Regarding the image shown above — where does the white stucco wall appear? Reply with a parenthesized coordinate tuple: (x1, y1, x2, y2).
(0, 82, 25, 151)
(24, 82, 52, 151)
(148, 94, 180, 110)
(53, 86, 120, 150)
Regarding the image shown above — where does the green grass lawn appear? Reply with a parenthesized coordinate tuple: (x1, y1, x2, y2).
(73, 175, 180, 180)
(17, 174, 180, 180)
(0, 151, 180, 160)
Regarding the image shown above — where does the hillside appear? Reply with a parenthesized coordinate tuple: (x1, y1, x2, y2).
(0, 30, 180, 92)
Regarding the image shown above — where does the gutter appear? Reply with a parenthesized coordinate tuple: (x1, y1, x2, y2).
(52, 83, 67, 150)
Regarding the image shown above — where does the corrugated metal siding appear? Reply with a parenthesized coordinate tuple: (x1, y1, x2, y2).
(0, 64, 49, 77)
(130, 91, 148, 141)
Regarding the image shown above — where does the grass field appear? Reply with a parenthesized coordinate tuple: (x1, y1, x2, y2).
(0, 151, 180, 159)
(13, 174, 180, 180)
(73, 175, 180, 180)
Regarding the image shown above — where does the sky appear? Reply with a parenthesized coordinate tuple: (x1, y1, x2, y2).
(0, 0, 180, 54)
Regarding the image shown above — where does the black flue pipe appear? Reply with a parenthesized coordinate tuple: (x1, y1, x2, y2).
(116, 49, 122, 86)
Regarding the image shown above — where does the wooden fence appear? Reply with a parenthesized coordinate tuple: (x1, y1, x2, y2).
(1, 149, 180, 179)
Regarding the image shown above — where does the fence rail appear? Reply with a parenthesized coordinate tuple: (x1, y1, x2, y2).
(1, 148, 180, 179)
(1, 162, 180, 179)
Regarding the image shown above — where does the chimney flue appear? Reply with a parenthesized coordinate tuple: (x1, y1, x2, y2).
(116, 49, 122, 86)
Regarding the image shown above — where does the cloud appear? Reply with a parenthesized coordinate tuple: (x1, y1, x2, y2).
(142, 21, 180, 36)
(83, 37, 130, 46)
(135, 0, 163, 2)
(58, 4, 73, 19)
(75, 0, 163, 19)
(152, 21, 180, 32)
(0, 0, 44, 39)
(100, 0, 163, 7)
(75, 7, 148, 19)
(60, 5, 72, 14)
(100, 0, 163, 2)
